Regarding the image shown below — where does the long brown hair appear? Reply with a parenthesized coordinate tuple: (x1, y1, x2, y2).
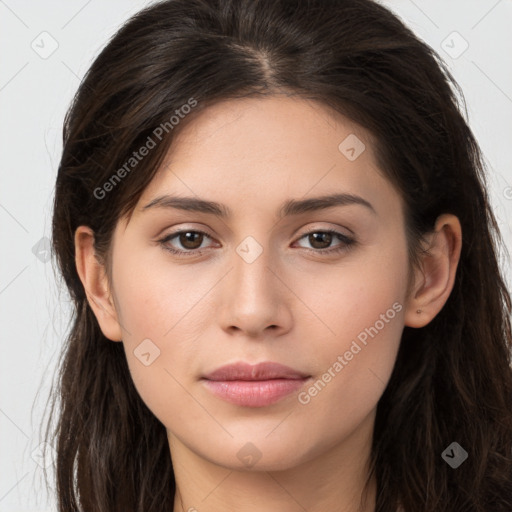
(43, 0, 512, 510)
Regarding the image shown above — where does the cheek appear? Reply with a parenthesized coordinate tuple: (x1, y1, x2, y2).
(293, 246, 407, 412)
(111, 258, 206, 422)
(112, 252, 210, 340)
(294, 299, 404, 449)
(123, 349, 207, 433)
(292, 242, 407, 352)
(119, 303, 203, 431)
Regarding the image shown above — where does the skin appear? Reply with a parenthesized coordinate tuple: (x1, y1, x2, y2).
(75, 95, 462, 512)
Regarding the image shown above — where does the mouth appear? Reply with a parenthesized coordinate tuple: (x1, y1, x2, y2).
(201, 361, 312, 407)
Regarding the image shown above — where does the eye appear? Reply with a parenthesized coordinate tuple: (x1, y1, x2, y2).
(157, 228, 356, 258)
(293, 229, 356, 255)
(158, 229, 215, 257)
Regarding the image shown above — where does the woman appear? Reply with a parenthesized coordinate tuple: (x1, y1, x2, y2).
(44, 0, 512, 510)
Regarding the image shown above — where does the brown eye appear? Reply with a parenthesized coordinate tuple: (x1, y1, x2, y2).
(294, 230, 356, 255)
(177, 231, 204, 250)
(308, 232, 333, 249)
(159, 228, 356, 258)
(159, 229, 214, 256)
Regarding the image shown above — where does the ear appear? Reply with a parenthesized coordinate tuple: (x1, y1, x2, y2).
(74, 225, 123, 342)
(404, 213, 462, 328)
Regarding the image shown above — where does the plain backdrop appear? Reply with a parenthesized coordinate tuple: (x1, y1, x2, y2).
(1, 1, 511, 510)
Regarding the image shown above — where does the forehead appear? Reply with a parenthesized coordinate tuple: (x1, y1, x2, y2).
(132, 95, 403, 223)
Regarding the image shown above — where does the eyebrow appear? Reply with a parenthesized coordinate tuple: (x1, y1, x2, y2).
(141, 192, 377, 218)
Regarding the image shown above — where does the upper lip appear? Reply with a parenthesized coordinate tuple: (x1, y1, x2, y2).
(202, 362, 310, 381)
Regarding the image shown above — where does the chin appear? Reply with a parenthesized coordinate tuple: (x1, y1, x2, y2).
(200, 435, 315, 472)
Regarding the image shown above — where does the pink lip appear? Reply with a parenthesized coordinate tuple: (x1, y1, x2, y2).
(201, 362, 311, 407)
(203, 361, 309, 381)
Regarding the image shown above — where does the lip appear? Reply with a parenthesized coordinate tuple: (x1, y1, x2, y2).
(201, 362, 311, 407)
(202, 361, 310, 381)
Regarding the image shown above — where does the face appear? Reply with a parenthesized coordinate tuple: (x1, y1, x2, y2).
(107, 95, 411, 471)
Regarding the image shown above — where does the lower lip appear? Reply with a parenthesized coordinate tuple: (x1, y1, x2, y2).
(201, 378, 310, 407)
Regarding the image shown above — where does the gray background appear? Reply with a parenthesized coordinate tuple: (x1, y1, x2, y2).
(1, 1, 511, 510)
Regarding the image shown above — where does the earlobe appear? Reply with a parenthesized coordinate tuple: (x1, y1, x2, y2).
(404, 214, 462, 328)
(74, 226, 123, 342)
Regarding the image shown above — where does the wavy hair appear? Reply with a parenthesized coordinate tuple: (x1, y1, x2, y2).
(44, 0, 512, 510)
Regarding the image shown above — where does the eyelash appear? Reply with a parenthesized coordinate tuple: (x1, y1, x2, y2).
(157, 228, 356, 258)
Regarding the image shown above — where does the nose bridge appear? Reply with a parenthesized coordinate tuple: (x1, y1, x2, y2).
(217, 233, 291, 335)
(231, 234, 277, 303)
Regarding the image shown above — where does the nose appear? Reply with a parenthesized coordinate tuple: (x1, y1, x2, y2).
(217, 242, 293, 339)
